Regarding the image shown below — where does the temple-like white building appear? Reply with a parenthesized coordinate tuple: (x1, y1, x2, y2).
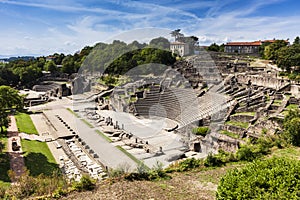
(170, 41, 190, 57)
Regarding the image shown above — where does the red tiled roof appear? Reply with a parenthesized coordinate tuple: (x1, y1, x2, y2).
(225, 39, 289, 46)
(225, 41, 262, 46)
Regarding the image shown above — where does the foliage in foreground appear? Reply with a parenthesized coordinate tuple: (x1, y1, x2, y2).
(0, 169, 96, 199)
(217, 157, 300, 199)
(166, 135, 283, 173)
(109, 161, 170, 181)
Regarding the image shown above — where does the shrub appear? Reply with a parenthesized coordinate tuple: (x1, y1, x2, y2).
(124, 162, 149, 181)
(109, 163, 131, 178)
(177, 158, 202, 172)
(165, 158, 204, 172)
(192, 126, 210, 136)
(204, 152, 224, 167)
(72, 175, 96, 191)
(52, 187, 68, 199)
(236, 144, 256, 161)
(217, 157, 300, 199)
(147, 161, 170, 181)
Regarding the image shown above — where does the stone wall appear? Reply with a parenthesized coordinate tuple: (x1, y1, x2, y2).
(230, 115, 254, 122)
(223, 124, 245, 137)
(291, 85, 300, 98)
(236, 74, 288, 89)
(236, 102, 266, 112)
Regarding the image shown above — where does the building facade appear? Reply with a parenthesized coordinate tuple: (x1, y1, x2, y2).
(170, 41, 190, 56)
(224, 40, 289, 54)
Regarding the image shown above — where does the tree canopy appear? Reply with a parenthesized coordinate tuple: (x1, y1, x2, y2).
(149, 37, 170, 50)
(106, 48, 176, 75)
(207, 43, 225, 52)
(263, 40, 288, 60)
(0, 86, 23, 133)
(81, 40, 175, 75)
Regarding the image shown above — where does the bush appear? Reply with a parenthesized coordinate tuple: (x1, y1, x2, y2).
(177, 158, 202, 172)
(217, 157, 300, 199)
(165, 158, 204, 173)
(108, 163, 132, 180)
(124, 161, 170, 181)
(236, 144, 256, 161)
(192, 126, 210, 136)
(147, 161, 170, 181)
(72, 175, 96, 191)
(204, 152, 224, 167)
(52, 187, 68, 199)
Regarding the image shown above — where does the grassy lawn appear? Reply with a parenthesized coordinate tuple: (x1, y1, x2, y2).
(116, 145, 146, 167)
(280, 110, 289, 116)
(225, 121, 249, 129)
(219, 130, 240, 139)
(66, 108, 81, 118)
(271, 146, 300, 160)
(15, 112, 38, 135)
(232, 112, 255, 117)
(81, 119, 94, 128)
(21, 139, 58, 177)
(272, 99, 283, 106)
(286, 104, 299, 110)
(67, 108, 94, 128)
(95, 130, 112, 143)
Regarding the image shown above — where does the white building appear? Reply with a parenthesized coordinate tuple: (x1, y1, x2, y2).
(170, 41, 190, 57)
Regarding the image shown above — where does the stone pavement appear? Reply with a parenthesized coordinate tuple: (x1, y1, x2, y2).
(7, 115, 25, 182)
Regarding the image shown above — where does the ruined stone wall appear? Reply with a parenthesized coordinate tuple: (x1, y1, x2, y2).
(236, 74, 288, 89)
(247, 119, 281, 135)
(291, 85, 300, 98)
(230, 115, 254, 122)
(223, 125, 245, 137)
(236, 102, 266, 112)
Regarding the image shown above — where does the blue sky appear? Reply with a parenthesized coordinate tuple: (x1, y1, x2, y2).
(0, 0, 299, 56)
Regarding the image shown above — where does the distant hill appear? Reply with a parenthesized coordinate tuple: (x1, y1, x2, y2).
(0, 56, 35, 62)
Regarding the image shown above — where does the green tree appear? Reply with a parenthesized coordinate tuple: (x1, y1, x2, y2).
(293, 36, 300, 45)
(149, 37, 170, 50)
(44, 60, 58, 73)
(264, 40, 288, 60)
(207, 43, 220, 52)
(61, 55, 75, 75)
(170, 29, 184, 41)
(0, 67, 19, 86)
(0, 86, 23, 133)
(276, 43, 300, 72)
(13, 65, 43, 87)
(283, 108, 300, 146)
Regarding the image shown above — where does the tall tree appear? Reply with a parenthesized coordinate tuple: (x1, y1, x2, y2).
(293, 36, 300, 45)
(264, 40, 288, 60)
(0, 86, 23, 134)
(44, 60, 58, 74)
(170, 29, 184, 41)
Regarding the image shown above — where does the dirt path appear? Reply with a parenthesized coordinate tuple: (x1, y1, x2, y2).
(7, 115, 25, 182)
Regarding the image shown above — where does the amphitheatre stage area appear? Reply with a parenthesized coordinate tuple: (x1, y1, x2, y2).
(28, 50, 300, 174)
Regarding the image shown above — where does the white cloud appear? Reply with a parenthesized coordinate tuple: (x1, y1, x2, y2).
(0, 0, 299, 56)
